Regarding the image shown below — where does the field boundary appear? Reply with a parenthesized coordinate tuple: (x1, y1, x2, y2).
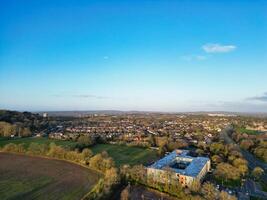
(0, 151, 104, 200)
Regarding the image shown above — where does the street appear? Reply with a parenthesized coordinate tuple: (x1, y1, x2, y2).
(220, 126, 267, 199)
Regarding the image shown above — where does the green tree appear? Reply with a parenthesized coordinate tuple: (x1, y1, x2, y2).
(252, 167, 264, 180)
(3, 143, 18, 152)
(21, 127, 32, 137)
(214, 163, 241, 182)
(0, 122, 15, 137)
(219, 191, 237, 200)
(201, 182, 218, 200)
(105, 167, 120, 186)
(158, 144, 167, 156)
(89, 154, 100, 169)
(28, 143, 48, 155)
(82, 148, 93, 162)
(77, 135, 95, 148)
(189, 180, 201, 194)
(48, 143, 66, 159)
(17, 143, 26, 153)
(210, 142, 224, 154)
(232, 158, 248, 176)
(212, 155, 223, 165)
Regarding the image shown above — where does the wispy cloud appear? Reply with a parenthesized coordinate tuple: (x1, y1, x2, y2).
(103, 56, 109, 60)
(180, 55, 208, 61)
(52, 94, 109, 99)
(202, 43, 236, 53)
(247, 92, 267, 102)
(72, 94, 109, 99)
(195, 100, 267, 113)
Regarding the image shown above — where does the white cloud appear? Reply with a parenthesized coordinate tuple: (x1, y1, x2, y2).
(181, 55, 207, 61)
(103, 56, 109, 59)
(202, 43, 236, 53)
(247, 92, 267, 102)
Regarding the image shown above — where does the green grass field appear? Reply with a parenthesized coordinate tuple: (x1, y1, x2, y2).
(214, 176, 241, 188)
(90, 143, 158, 166)
(0, 137, 77, 149)
(236, 127, 261, 135)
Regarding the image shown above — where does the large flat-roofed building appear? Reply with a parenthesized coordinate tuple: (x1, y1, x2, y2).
(147, 149, 210, 187)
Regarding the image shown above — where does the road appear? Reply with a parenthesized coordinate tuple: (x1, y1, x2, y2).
(242, 179, 267, 199)
(220, 126, 267, 199)
(220, 126, 267, 176)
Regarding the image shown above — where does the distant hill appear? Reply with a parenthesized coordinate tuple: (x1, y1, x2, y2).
(37, 110, 267, 117)
(0, 110, 42, 124)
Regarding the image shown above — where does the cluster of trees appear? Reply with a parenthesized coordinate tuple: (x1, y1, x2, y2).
(80, 151, 120, 199)
(0, 110, 50, 134)
(119, 164, 236, 200)
(1, 142, 93, 164)
(76, 135, 96, 149)
(232, 127, 267, 162)
(214, 160, 247, 184)
(201, 142, 248, 185)
(200, 182, 236, 200)
(0, 110, 41, 124)
(85, 167, 120, 200)
(0, 121, 31, 137)
(113, 134, 188, 152)
(152, 136, 188, 156)
(253, 141, 267, 162)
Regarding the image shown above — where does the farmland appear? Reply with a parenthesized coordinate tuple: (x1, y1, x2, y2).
(0, 153, 101, 200)
(90, 144, 158, 166)
(0, 137, 77, 149)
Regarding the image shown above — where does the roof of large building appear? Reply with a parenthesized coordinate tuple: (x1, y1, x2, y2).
(149, 149, 210, 177)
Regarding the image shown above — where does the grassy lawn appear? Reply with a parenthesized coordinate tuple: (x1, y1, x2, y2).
(90, 143, 158, 167)
(0, 137, 77, 149)
(214, 177, 241, 188)
(237, 127, 261, 135)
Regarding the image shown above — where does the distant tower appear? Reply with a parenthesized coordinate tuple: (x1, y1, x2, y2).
(43, 113, 48, 118)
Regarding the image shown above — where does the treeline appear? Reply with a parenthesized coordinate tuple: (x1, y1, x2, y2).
(0, 110, 54, 137)
(0, 142, 120, 200)
(120, 164, 236, 200)
(232, 127, 267, 162)
(0, 121, 31, 137)
(148, 135, 188, 156)
(200, 141, 248, 186)
(0, 142, 93, 165)
(0, 110, 42, 123)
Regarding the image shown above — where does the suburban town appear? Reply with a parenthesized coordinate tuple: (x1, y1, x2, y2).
(0, 110, 267, 199)
(1, 0, 266, 200)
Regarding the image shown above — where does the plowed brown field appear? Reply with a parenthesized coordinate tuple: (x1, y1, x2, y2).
(0, 153, 100, 200)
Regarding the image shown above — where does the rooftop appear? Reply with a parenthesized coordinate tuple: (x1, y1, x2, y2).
(149, 150, 210, 177)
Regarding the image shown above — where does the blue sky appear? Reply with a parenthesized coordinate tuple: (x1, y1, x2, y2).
(0, 0, 267, 112)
